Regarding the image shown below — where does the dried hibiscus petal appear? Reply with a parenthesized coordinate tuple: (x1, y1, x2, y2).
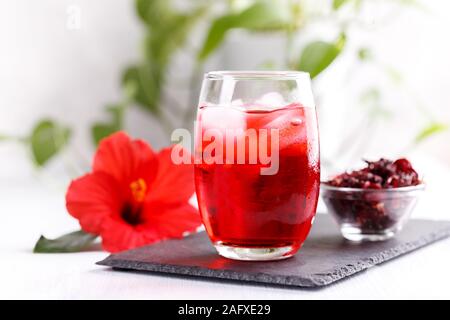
(324, 158, 422, 232)
(327, 158, 420, 189)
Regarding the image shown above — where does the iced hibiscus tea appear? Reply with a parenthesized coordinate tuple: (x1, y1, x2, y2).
(194, 102, 320, 258)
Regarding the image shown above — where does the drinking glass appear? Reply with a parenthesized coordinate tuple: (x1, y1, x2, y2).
(194, 71, 320, 261)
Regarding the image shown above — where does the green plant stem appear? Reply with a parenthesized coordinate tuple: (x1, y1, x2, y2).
(0, 134, 28, 143)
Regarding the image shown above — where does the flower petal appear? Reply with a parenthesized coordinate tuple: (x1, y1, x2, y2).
(99, 202, 201, 253)
(93, 131, 157, 185)
(146, 146, 195, 204)
(66, 172, 122, 234)
(141, 202, 201, 238)
(99, 218, 160, 253)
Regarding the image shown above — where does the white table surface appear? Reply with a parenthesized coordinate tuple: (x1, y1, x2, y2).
(1, 153, 450, 299)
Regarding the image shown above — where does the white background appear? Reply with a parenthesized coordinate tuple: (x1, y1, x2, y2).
(0, 0, 450, 299)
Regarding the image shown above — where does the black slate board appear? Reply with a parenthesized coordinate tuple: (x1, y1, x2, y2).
(97, 215, 450, 288)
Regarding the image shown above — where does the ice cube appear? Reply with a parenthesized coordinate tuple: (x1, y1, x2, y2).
(254, 92, 287, 110)
(262, 108, 307, 152)
(199, 106, 246, 131)
(263, 108, 296, 129)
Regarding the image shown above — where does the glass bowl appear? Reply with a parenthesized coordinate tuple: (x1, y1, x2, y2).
(321, 183, 425, 241)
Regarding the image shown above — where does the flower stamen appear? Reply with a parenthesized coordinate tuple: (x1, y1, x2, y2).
(130, 178, 147, 202)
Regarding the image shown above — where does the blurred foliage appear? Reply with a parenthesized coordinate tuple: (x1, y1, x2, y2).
(298, 34, 346, 79)
(0, 0, 447, 168)
(124, 1, 208, 114)
(0, 119, 71, 167)
(359, 87, 392, 120)
(91, 104, 125, 146)
(357, 47, 372, 61)
(333, 0, 351, 10)
(30, 120, 71, 166)
(198, 0, 292, 60)
(415, 123, 449, 144)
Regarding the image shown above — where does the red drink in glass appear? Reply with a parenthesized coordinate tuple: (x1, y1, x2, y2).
(195, 101, 320, 260)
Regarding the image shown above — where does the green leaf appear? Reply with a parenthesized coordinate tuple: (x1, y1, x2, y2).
(122, 65, 161, 114)
(235, 0, 291, 30)
(33, 230, 97, 253)
(197, 14, 237, 61)
(91, 104, 125, 146)
(298, 34, 346, 79)
(198, 0, 291, 61)
(146, 7, 207, 66)
(333, 0, 350, 10)
(136, 0, 172, 26)
(415, 122, 449, 144)
(92, 124, 116, 146)
(30, 120, 71, 166)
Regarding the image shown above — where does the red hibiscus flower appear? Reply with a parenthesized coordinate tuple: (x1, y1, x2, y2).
(65, 131, 201, 253)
